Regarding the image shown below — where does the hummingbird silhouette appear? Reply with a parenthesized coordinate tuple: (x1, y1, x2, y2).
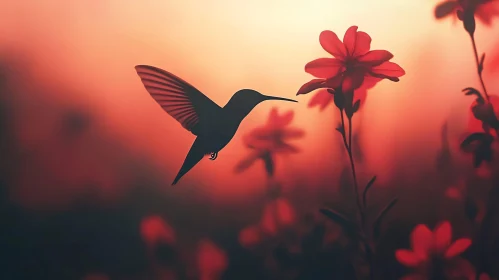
(135, 65, 297, 185)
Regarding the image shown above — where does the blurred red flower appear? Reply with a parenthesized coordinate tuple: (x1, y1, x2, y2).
(140, 215, 176, 247)
(435, 0, 499, 25)
(297, 26, 404, 95)
(395, 221, 474, 279)
(238, 197, 296, 249)
(480, 273, 497, 280)
(308, 76, 381, 111)
(260, 197, 296, 236)
(235, 108, 304, 174)
(238, 225, 263, 248)
(197, 239, 228, 280)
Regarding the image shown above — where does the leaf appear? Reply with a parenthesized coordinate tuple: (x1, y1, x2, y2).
(362, 176, 377, 208)
(463, 87, 484, 104)
(434, 1, 458, 19)
(336, 123, 344, 134)
(460, 132, 493, 152)
(372, 198, 398, 240)
(319, 208, 359, 238)
(352, 100, 361, 114)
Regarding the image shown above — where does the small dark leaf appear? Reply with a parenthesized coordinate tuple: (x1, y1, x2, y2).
(262, 152, 275, 177)
(362, 176, 377, 208)
(463, 87, 483, 103)
(464, 197, 478, 222)
(372, 198, 398, 240)
(352, 100, 361, 114)
(435, 1, 459, 19)
(336, 123, 344, 134)
(319, 208, 359, 239)
(320, 208, 352, 227)
(460, 132, 492, 152)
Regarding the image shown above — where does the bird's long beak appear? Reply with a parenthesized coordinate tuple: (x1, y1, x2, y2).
(263, 95, 298, 103)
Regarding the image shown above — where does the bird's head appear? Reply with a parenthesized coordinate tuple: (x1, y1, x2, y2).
(231, 89, 297, 109)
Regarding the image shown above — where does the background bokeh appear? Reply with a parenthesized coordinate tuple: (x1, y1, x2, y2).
(1, 0, 499, 279)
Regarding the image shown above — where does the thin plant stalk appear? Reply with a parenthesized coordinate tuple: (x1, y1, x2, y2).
(339, 107, 373, 280)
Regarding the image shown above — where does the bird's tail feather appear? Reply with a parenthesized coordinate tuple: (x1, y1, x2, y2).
(172, 138, 205, 185)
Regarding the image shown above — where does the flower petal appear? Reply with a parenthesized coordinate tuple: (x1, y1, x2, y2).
(260, 198, 296, 235)
(434, 221, 452, 253)
(444, 258, 476, 280)
(234, 151, 262, 173)
(197, 240, 228, 279)
(308, 89, 334, 111)
(320, 30, 347, 59)
(352, 31, 372, 57)
(343, 26, 358, 56)
(281, 127, 305, 139)
(358, 50, 394, 66)
(297, 78, 326, 95)
(434, 1, 459, 19)
(411, 224, 433, 259)
(324, 74, 344, 89)
(305, 58, 344, 79)
(395, 249, 423, 267)
(238, 225, 262, 247)
(342, 71, 365, 92)
(476, 2, 499, 25)
(444, 238, 472, 258)
(370, 61, 405, 80)
(269, 109, 294, 127)
(140, 215, 176, 246)
(274, 142, 301, 153)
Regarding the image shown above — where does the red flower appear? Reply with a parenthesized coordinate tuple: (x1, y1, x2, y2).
(259, 197, 296, 236)
(235, 108, 304, 174)
(396, 221, 474, 279)
(435, 0, 499, 25)
(297, 26, 405, 95)
(197, 239, 228, 280)
(140, 215, 176, 247)
(238, 198, 296, 248)
(238, 225, 262, 248)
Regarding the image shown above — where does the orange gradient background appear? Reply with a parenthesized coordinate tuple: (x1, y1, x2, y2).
(1, 0, 499, 208)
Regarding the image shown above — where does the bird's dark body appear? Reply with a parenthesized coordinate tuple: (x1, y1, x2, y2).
(134, 64, 296, 185)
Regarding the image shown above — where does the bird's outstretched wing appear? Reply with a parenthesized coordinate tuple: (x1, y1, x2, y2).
(135, 65, 222, 135)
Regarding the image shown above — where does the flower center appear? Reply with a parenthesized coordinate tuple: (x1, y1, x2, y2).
(344, 59, 358, 73)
